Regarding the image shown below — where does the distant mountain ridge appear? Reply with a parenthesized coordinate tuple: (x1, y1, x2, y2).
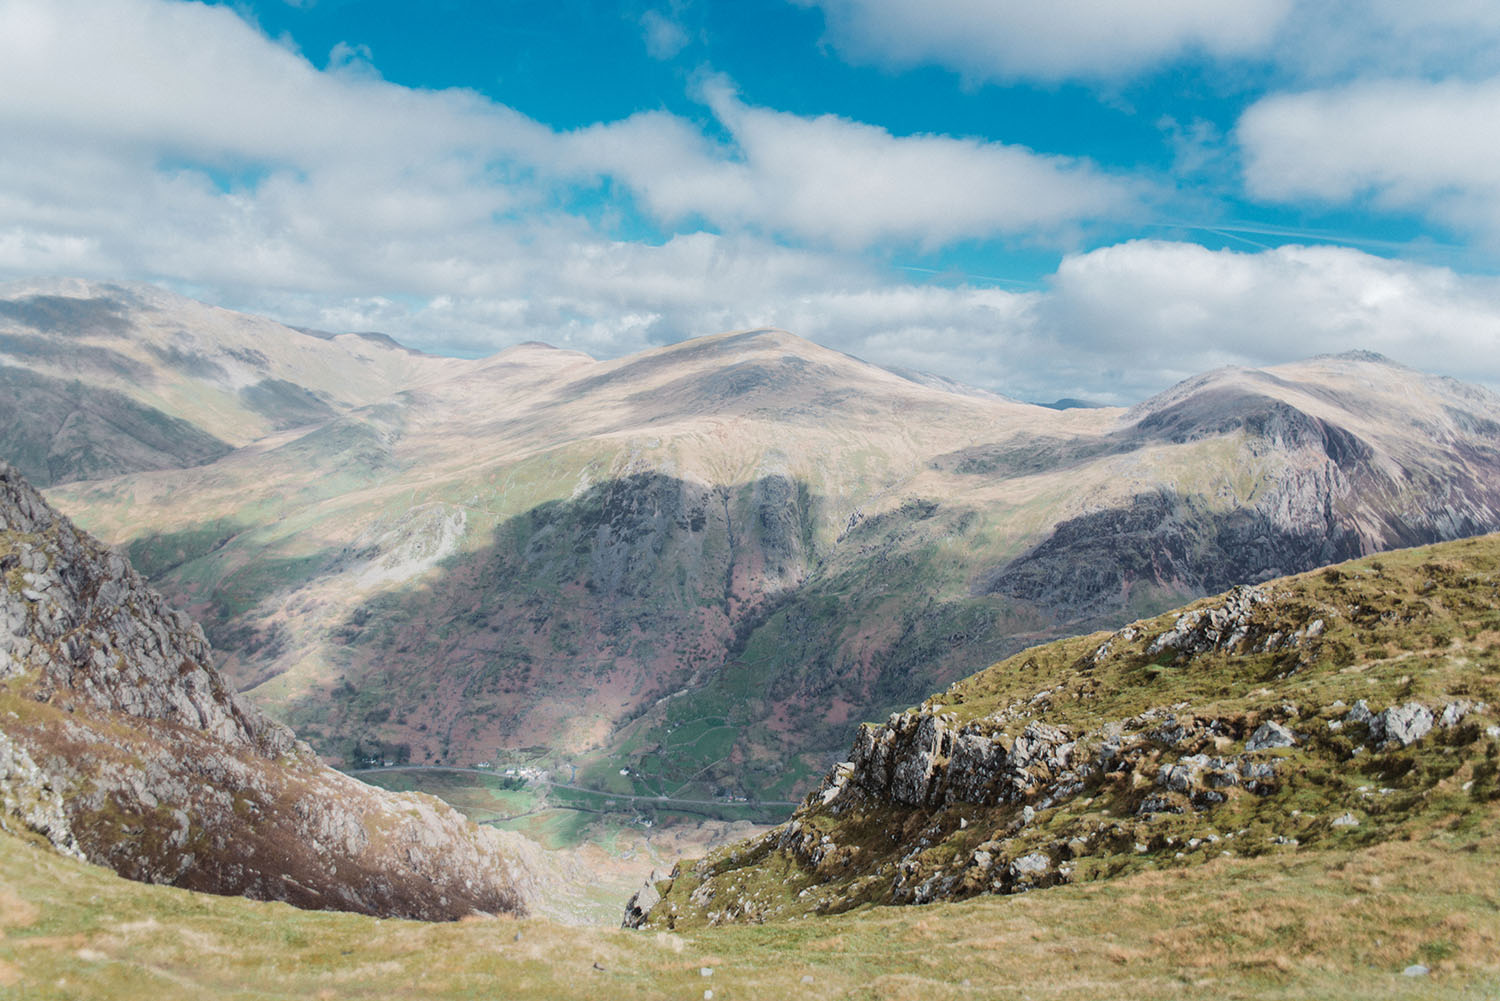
(5, 280, 1500, 810)
(0, 278, 474, 485)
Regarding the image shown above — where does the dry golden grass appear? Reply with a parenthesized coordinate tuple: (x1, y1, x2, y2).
(2, 814, 1498, 1000)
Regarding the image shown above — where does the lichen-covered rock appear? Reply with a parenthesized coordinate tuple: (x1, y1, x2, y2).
(1377, 703, 1434, 748)
(1246, 721, 1297, 752)
(1438, 701, 1477, 727)
(1146, 585, 1273, 657)
(841, 712, 1079, 811)
(1344, 700, 1436, 748)
(1344, 700, 1375, 730)
(0, 460, 535, 920)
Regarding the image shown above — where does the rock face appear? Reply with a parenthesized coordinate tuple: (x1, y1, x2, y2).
(632, 536, 1500, 928)
(0, 461, 535, 920)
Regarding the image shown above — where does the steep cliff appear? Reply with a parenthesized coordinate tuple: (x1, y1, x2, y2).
(0, 460, 539, 920)
(632, 533, 1500, 927)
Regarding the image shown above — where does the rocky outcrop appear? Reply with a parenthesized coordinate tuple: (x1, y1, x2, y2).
(0, 459, 288, 752)
(622, 872, 665, 929)
(638, 684, 1490, 926)
(833, 713, 1082, 811)
(0, 461, 535, 920)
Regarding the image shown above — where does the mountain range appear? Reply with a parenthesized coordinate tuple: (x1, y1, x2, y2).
(2, 277, 1499, 993)
(5, 277, 1500, 808)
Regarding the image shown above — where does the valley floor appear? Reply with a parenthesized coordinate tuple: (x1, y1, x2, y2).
(2, 816, 1496, 1000)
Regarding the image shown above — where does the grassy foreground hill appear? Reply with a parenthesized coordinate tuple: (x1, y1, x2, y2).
(635, 533, 1500, 939)
(2, 538, 1499, 998)
(1, 797, 1496, 999)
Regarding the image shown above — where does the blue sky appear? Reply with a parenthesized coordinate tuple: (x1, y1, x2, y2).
(1, 0, 1499, 401)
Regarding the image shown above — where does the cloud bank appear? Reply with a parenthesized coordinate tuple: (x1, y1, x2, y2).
(0, 0, 1497, 407)
(1238, 78, 1500, 245)
(244, 239, 1500, 406)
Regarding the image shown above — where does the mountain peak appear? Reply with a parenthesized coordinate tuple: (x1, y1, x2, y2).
(1319, 348, 1401, 366)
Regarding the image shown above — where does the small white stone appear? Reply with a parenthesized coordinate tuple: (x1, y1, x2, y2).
(1402, 964, 1429, 977)
(701, 967, 713, 977)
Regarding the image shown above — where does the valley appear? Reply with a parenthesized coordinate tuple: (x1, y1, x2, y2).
(2, 334, 1498, 989)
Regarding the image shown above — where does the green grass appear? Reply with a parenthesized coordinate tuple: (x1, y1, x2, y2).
(492, 808, 598, 851)
(357, 771, 538, 824)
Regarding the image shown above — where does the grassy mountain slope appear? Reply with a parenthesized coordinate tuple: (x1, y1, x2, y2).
(637, 534, 1500, 931)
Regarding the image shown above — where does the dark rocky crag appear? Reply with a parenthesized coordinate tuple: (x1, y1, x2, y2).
(0, 461, 540, 920)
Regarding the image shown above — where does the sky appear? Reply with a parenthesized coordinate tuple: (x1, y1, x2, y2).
(1, 0, 1499, 403)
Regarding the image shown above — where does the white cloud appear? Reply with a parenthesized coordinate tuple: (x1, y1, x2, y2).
(563, 80, 1138, 249)
(793, 0, 1500, 84)
(1237, 77, 1500, 243)
(792, 0, 1292, 82)
(1271, 0, 1500, 81)
(0, 0, 1136, 297)
(0, 0, 546, 165)
(226, 240, 1500, 408)
(640, 9, 690, 60)
(1035, 241, 1500, 397)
